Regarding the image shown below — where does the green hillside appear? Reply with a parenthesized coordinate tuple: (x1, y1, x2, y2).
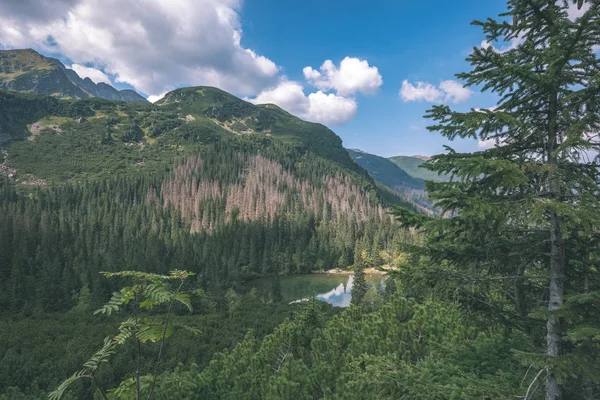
(388, 155, 450, 182)
(0, 86, 422, 312)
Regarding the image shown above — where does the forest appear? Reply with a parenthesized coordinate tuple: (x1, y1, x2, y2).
(1, 1, 600, 399)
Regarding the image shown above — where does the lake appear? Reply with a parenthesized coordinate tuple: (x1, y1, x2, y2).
(245, 274, 386, 307)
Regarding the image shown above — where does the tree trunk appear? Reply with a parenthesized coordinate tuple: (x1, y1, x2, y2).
(546, 210, 564, 400)
(546, 90, 564, 400)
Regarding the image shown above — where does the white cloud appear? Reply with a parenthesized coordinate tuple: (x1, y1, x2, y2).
(249, 56, 381, 126)
(399, 80, 443, 102)
(147, 91, 168, 103)
(303, 57, 382, 96)
(0, 0, 279, 96)
(306, 91, 357, 125)
(0, 0, 380, 125)
(399, 79, 472, 104)
(69, 63, 111, 84)
(250, 81, 310, 116)
(439, 80, 473, 103)
(248, 81, 357, 126)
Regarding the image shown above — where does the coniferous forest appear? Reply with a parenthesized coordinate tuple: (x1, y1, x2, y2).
(1, 1, 600, 400)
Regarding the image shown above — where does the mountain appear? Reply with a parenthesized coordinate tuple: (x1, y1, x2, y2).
(0, 86, 422, 317)
(347, 148, 424, 190)
(388, 155, 450, 182)
(346, 148, 435, 213)
(0, 86, 371, 182)
(0, 48, 147, 102)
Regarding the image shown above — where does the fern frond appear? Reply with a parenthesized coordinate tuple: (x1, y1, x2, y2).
(108, 375, 153, 399)
(173, 322, 201, 335)
(169, 270, 195, 280)
(142, 283, 172, 308)
(100, 270, 170, 283)
(83, 336, 117, 370)
(137, 322, 168, 343)
(49, 369, 90, 400)
(94, 286, 135, 315)
(173, 292, 193, 312)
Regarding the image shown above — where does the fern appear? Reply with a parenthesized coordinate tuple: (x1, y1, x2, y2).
(48, 369, 90, 400)
(49, 337, 116, 399)
(52, 269, 196, 400)
(82, 336, 117, 369)
(173, 292, 193, 312)
(94, 286, 135, 315)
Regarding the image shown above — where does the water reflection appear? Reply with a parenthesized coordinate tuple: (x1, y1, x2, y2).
(292, 275, 355, 307)
(248, 274, 385, 308)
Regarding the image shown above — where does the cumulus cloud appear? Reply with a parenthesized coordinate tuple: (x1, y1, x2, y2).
(248, 81, 357, 126)
(399, 79, 472, 104)
(248, 56, 382, 126)
(439, 80, 473, 103)
(0, 1, 380, 126)
(306, 91, 358, 125)
(0, 0, 279, 96)
(147, 92, 169, 103)
(303, 57, 382, 96)
(399, 80, 443, 102)
(69, 64, 111, 84)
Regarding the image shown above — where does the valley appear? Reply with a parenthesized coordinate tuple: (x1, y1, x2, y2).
(1, 1, 599, 398)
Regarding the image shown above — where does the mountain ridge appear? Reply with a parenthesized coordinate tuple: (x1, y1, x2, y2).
(0, 48, 147, 102)
(0, 86, 420, 210)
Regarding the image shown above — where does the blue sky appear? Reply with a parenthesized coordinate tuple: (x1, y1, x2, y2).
(237, 0, 508, 156)
(0, 0, 514, 157)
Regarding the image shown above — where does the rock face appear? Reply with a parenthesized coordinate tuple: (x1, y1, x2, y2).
(0, 49, 147, 102)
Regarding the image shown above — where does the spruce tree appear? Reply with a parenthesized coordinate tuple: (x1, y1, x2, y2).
(351, 262, 368, 306)
(394, 1, 600, 399)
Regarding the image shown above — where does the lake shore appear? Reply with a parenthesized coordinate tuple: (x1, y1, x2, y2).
(314, 266, 396, 276)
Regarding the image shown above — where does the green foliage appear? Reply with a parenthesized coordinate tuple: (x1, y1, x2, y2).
(0, 296, 300, 399)
(350, 263, 368, 306)
(50, 270, 196, 400)
(145, 293, 531, 399)
(392, 1, 600, 398)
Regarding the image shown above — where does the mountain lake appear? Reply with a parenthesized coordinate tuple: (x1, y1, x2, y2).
(245, 274, 387, 307)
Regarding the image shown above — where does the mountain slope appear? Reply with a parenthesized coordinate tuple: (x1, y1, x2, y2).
(388, 155, 450, 182)
(347, 148, 424, 190)
(0, 49, 147, 102)
(347, 148, 437, 212)
(0, 86, 420, 318)
(0, 87, 369, 184)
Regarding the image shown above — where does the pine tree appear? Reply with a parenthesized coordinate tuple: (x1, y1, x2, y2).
(351, 262, 368, 306)
(394, 1, 600, 399)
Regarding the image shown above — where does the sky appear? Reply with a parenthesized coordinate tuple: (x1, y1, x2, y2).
(0, 0, 592, 157)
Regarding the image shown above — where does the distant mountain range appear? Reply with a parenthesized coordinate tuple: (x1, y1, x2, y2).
(346, 148, 424, 190)
(346, 148, 437, 212)
(388, 155, 449, 182)
(0, 49, 147, 102)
